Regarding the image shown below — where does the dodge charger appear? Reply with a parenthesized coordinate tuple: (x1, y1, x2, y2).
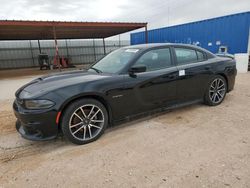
(13, 43, 237, 144)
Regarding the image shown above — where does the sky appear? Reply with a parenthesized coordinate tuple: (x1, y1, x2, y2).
(0, 0, 249, 40)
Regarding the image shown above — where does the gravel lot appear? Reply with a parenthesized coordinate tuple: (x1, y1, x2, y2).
(0, 71, 249, 188)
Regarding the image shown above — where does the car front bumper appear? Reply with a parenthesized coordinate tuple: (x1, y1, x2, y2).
(13, 100, 59, 141)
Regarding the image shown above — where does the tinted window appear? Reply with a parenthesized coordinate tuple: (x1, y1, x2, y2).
(175, 48, 197, 65)
(133, 48, 172, 72)
(197, 51, 205, 61)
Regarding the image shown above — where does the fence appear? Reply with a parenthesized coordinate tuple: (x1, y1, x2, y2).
(0, 39, 129, 69)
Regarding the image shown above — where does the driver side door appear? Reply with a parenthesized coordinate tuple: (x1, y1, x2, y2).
(121, 47, 179, 117)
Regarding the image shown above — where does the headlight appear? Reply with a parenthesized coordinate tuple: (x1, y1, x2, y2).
(24, 100, 55, 110)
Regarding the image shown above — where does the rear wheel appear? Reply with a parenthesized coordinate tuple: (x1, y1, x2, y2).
(204, 75, 227, 106)
(61, 98, 108, 145)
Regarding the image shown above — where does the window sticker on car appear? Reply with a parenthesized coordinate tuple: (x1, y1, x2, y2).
(179, 70, 185, 76)
(125, 49, 139, 53)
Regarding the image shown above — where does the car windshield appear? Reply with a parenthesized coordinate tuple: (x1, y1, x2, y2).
(90, 48, 140, 74)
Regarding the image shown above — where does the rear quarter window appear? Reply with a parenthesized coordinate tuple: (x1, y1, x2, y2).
(196, 51, 206, 61)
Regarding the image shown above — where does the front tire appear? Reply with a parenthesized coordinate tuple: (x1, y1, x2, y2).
(204, 75, 227, 106)
(61, 98, 108, 145)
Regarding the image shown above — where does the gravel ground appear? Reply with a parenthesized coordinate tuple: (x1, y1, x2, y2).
(0, 72, 249, 188)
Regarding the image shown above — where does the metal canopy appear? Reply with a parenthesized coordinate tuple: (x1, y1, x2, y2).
(0, 20, 147, 40)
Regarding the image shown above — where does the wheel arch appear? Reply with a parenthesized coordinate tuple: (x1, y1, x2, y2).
(217, 73, 229, 92)
(57, 94, 113, 130)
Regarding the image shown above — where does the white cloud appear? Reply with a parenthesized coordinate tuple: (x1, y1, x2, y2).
(0, 0, 249, 40)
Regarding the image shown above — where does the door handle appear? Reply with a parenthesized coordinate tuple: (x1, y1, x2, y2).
(205, 66, 211, 70)
(168, 75, 175, 79)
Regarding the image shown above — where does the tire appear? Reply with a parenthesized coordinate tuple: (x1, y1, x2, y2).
(61, 98, 108, 145)
(204, 75, 227, 106)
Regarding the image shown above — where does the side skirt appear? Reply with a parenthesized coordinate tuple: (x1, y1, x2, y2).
(112, 99, 203, 126)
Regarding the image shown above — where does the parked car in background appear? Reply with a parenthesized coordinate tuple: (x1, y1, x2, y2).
(13, 43, 237, 145)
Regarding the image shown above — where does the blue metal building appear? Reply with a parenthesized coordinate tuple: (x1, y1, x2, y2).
(131, 12, 250, 54)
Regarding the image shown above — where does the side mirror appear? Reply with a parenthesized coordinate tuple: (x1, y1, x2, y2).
(128, 65, 146, 75)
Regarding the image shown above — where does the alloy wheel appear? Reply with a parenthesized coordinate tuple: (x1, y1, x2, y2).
(69, 104, 105, 141)
(209, 78, 226, 104)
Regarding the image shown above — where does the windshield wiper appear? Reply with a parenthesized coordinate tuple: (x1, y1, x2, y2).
(89, 67, 102, 73)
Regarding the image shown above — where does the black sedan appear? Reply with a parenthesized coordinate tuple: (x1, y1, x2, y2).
(13, 43, 237, 145)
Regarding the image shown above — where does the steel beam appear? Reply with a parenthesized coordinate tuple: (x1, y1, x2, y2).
(38, 40, 41, 53)
(103, 38, 106, 55)
(145, 25, 148, 44)
(29, 40, 35, 66)
(53, 26, 61, 71)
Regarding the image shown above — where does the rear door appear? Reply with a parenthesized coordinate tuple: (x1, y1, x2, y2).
(173, 47, 213, 102)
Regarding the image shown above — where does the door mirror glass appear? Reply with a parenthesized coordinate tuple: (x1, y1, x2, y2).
(128, 65, 146, 74)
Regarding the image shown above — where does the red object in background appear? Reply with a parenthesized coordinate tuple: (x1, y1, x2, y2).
(61, 57, 68, 68)
(53, 56, 69, 68)
(53, 55, 60, 68)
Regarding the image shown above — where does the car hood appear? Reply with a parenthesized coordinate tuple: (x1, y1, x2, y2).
(16, 70, 110, 99)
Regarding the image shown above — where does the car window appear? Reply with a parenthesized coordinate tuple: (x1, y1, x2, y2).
(133, 48, 172, 72)
(175, 48, 198, 65)
(197, 51, 205, 61)
(91, 48, 140, 73)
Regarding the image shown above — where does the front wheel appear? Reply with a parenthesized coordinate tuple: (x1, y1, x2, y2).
(61, 98, 108, 145)
(204, 75, 227, 106)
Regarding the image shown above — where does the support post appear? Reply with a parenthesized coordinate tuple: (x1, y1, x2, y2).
(38, 40, 42, 53)
(103, 38, 106, 55)
(29, 40, 35, 66)
(93, 39, 96, 62)
(65, 39, 69, 58)
(119, 35, 121, 47)
(53, 26, 61, 71)
(145, 25, 148, 44)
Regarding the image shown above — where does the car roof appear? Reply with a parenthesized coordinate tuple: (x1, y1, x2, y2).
(124, 43, 202, 49)
(124, 43, 215, 57)
(124, 43, 172, 49)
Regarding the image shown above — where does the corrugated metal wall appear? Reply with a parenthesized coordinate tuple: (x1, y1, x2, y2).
(131, 12, 250, 54)
(0, 39, 129, 69)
